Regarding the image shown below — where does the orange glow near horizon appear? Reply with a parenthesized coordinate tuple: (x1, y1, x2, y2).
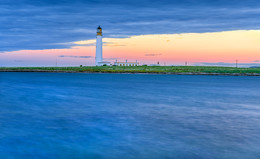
(1, 30, 260, 66)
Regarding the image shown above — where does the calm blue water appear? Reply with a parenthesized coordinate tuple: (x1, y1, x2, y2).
(0, 73, 260, 159)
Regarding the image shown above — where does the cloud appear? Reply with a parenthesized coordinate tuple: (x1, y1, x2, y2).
(145, 53, 162, 56)
(1, 0, 260, 52)
(14, 60, 24, 62)
(252, 60, 260, 62)
(58, 55, 93, 58)
(103, 57, 121, 60)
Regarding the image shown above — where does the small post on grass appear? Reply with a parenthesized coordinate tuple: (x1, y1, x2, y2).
(55, 58, 58, 71)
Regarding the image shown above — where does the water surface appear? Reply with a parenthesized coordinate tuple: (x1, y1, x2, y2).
(0, 73, 260, 159)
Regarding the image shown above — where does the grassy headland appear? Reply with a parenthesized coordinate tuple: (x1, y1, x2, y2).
(1, 66, 260, 76)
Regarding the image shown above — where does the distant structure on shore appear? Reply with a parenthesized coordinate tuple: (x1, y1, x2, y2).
(150, 61, 160, 66)
(114, 60, 139, 66)
(95, 26, 110, 66)
(95, 26, 139, 66)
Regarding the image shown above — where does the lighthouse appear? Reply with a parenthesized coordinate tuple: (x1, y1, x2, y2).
(95, 26, 103, 66)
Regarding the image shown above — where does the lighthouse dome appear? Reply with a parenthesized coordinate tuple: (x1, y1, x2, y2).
(97, 26, 102, 29)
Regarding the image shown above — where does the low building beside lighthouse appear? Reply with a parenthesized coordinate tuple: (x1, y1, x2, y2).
(114, 60, 139, 66)
(95, 26, 110, 66)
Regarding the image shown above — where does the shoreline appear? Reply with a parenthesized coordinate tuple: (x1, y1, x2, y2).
(1, 66, 260, 76)
(1, 69, 260, 76)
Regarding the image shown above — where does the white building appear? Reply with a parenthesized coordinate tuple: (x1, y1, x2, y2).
(95, 26, 110, 66)
(114, 60, 139, 66)
(95, 26, 139, 66)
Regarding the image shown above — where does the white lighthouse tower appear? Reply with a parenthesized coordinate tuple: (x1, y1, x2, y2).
(95, 26, 103, 66)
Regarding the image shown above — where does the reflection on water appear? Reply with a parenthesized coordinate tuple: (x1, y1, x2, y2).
(0, 73, 260, 159)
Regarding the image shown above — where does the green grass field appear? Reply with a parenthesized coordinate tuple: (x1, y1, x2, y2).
(1, 66, 260, 74)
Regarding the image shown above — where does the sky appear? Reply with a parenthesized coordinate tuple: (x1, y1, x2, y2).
(1, 0, 260, 67)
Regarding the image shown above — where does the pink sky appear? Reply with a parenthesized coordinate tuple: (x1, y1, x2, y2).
(1, 30, 260, 67)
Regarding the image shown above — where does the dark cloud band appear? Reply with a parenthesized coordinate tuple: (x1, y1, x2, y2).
(1, 0, 260, 52)
(59, 55, 93, 58)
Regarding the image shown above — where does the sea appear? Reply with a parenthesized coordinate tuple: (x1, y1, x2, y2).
(0, 72, 260, 159)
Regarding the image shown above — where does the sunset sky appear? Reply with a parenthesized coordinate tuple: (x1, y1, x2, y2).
(1, 0, 260, 67)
